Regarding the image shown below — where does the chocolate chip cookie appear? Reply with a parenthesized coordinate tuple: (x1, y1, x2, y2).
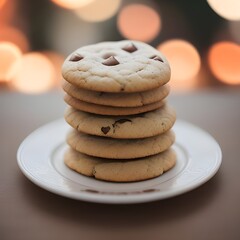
(63, 81, 170, 107)
(66, 129, 175, 159)
(64, 148, 176, 182)
(65, 104, 176, 139)
(64, 94, 165, 116)
(62, 40, 171, 93)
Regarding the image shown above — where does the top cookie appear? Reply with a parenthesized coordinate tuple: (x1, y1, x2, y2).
(62, 40, 171, 93)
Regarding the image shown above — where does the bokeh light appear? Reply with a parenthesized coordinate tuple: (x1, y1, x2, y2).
(0, 26, 29, 53)
(0, 0, 6, 9)
(75, 0, 121, 22)
(0, 42, 22, 82)
(208, 42, 240, 85)
(42, 51, 65, 88)
(207, 0, 240, 21)
(117, 4, 161, 42)
(51, 0, 94, 10)
(158, 39, 201, 91)
(0, 0, 15, 25)
(11, 53, 55, 93)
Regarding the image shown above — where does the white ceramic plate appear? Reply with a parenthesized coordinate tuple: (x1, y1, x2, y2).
(17, 119, 222, 204)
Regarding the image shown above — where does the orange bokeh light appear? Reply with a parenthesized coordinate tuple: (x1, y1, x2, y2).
(51, 0, 94, 10)
(42, 51, 65, 88)
(208, 42, 240, 85)
(158, 39, 201, 91)
(0, 42, 22, 82)
(11, 53, 55, 94)
(0, 26, 29, 53)
(0, 0, 6, 9)
(75, 0, 121, 22)
(0, 0, 15, 24)
(117, 4, 161, 42)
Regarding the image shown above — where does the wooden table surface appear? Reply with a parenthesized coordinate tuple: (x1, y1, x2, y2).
(0, 88, 240, 240)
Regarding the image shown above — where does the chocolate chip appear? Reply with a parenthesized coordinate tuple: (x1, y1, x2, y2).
(122, 43, 138, 53)
(102, 53, 116, 59)
(101, 126, 110, 134)
(150, 55, 164, 62)
(102, 56, 119, 66)
(112, 119, 132, 133)
(112, 119, 132, 128)
(115, 119, 132, 124)
(69, 54, 84, 62)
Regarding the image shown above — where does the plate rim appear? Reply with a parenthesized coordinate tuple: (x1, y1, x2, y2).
(17, 119, 222, 204)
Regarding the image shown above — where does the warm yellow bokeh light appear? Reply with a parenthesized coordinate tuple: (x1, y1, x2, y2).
(0, 42, 22, 82)
(0, 26, 29, 53)
(208, 42, 240, 85)
(158, 39, 201, 91)
(75, 0, 121, 22)
(42, 51, 65, 88)
(117, 4, 161, 42)
(51, 0, 94, 10)
(11, 53, 55, 94)
(207, 0, 240, 21)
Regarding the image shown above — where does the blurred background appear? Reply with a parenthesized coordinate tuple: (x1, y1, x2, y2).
(0, 0, 240, 94)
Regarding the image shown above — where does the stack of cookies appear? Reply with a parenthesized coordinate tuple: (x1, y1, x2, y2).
(62, 40, 176, 182)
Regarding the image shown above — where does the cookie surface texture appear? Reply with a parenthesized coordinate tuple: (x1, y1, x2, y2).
(64, 94, 165, 116)
(64, 148, 176, 182)
(65, 105, 176, 139)
(63, 81, 170, 107)
(66, 130, 175, 159)
(62, 40, 171, 92)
